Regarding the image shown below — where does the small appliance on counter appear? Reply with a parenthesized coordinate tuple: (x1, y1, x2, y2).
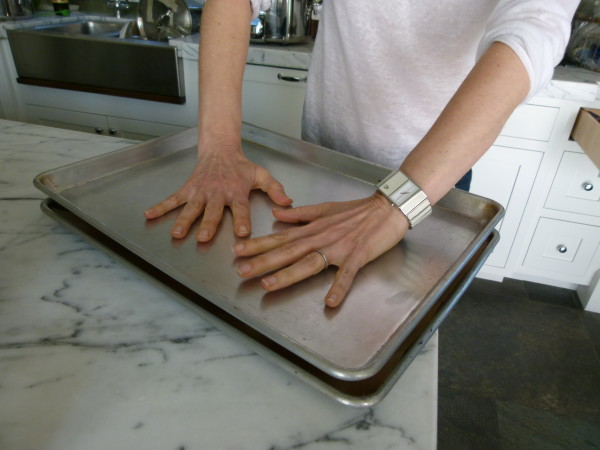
(0, 0, 34, 20)
(251, 0, 313, 44)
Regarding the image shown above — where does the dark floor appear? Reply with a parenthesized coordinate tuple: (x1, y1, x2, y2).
(438, 278, 600, 450)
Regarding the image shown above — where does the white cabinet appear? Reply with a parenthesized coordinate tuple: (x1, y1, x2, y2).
(11, 50, 200, 141)
(27, 104, 187, 140)
(545, 151, 600, 216)
(523, 217, 600, 280)
(242, 64, 308, 139)
(470, 145, 542, 272)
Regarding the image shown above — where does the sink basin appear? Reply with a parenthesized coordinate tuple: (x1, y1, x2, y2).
(7, 19, 186, 104)
(32, 19, 126, 37)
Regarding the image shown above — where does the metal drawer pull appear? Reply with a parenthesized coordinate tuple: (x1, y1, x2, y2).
(94, 127, 103, 134)
(557, 245, 568, 254)
(277, 73, 308, 83)
(582, 182, 593, 192)
(109, 128, 118, 136)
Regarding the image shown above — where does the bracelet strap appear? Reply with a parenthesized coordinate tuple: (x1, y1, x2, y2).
(377, 170, 432, 229)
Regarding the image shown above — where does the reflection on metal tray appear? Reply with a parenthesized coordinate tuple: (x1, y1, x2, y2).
(41, 199, 498, 406)
(34, 124, 504, 385)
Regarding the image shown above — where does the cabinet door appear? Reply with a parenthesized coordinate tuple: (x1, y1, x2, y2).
(545, 151, 600, 217)
(523, 217, 600, 283)
(107, 116, 187, 141)
(242, 64, 308, 139)
(27, 104, 109, 135)
(470, 145, 542, 268)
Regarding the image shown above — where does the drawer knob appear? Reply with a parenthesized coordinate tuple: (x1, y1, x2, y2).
(582, 182, 594, 192)
(109, 128, 118, 136)
(94, 127, 104, 134)
(557, 244, 568, 254)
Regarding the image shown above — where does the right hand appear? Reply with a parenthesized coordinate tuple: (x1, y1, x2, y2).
(144, 145, 292, 242)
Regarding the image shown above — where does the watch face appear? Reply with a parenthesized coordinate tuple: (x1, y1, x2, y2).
(388, 180, 418, 206)
(378, 170, 432, 228)
(379, 171, 418, 207)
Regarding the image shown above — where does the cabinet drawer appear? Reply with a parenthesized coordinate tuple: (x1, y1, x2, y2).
(546, 151, 600, 217)
(523, 217, 600, 278)
(500, 103, 559, 141)
(242, 64, 307, 139)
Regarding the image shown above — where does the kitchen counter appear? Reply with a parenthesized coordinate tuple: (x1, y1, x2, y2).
(2, 14, 599, 102)
(172, 35, 600, 103)
(0, 119, 438, 450)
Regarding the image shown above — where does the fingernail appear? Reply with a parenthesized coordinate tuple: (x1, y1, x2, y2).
(232, 243, 244, 253)
(325, 295, 338, 307)
(197, 230, 209, 240)
(237, 263, 251, 276)
(238, 225, 249, 235)
(172, 226, 183, 236)
(261, 276, 276, 288)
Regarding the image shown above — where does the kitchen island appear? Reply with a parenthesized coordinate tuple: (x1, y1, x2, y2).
(0, 119, 438, 450)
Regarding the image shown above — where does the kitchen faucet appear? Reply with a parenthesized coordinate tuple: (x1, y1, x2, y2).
(107, 0, 129, 18)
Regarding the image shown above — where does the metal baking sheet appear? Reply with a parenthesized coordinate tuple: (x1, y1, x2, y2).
(40, 199, 498, 406)
(34, 124, 504, 381)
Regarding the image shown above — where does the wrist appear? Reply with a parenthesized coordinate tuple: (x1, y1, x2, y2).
(373, 191, 411, 230)
(376, 169, 432, 229)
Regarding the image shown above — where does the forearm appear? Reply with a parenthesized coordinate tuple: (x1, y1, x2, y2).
(400, 42, 530, 204)
(197, 0, 252, 154)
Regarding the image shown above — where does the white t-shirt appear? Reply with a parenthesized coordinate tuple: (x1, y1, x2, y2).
(253, 0, 578, 168)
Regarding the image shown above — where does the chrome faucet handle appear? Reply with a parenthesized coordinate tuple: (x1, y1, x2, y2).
(107, 0, 130, 18)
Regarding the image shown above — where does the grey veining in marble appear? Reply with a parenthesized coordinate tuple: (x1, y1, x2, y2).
(0, 119, 437, 450)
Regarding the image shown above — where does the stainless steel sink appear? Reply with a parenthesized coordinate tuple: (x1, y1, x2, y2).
(7, 19, 186, 104)
(32, 19, 126, 36)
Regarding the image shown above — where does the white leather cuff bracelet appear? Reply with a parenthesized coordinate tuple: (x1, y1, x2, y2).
(377, 170, 432, 229)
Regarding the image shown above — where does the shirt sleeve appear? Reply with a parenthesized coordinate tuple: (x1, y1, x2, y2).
(249, 0, 271, 19)
(476, 0, 579, 100)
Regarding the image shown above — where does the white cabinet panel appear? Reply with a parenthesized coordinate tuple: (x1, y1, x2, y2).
(242, 64, 307, 139)
(546, 151, 600, 217)
(27, 104, 108, 135)
(471, 145, 542, 268)
(107, 116, 187, 141)
(500, 103, 559, 141)
(26, 104, 186, 140)
(524, 217, 600, 280)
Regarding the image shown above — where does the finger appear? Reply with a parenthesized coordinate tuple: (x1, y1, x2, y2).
(233, 219, 329, 257)
(255, 168, 293, 206)
(324, 264, 360, 308)
(272, 199, 366, 223)
(260, 251, 329, 291)
(272, 203, 330, 223)
(230, 198, 251, 237)
(170, 199, 206, 238)
(144, 194, 185, 219)
(196, 200, 225, 242)
(237, 241, 312, 278)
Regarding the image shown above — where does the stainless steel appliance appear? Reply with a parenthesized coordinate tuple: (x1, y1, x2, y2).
(1, 0, 34, 20)
(251, 0, 312, 44)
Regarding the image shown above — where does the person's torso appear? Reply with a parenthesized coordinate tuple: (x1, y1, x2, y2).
(302, 0, 499, 168)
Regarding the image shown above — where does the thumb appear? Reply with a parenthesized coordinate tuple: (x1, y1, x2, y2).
(255, 167, 293, 206)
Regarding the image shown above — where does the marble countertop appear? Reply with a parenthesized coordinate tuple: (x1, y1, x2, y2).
(0, 119, 438, 450)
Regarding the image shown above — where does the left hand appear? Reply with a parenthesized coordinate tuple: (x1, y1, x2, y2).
(233, 192, 410, 307)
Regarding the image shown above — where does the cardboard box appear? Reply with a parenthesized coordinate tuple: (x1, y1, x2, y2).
(571, 108, 600, 170)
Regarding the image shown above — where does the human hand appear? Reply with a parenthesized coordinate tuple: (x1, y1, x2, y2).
(144, 148, 292, 241)
(233, 192, 410, 307)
